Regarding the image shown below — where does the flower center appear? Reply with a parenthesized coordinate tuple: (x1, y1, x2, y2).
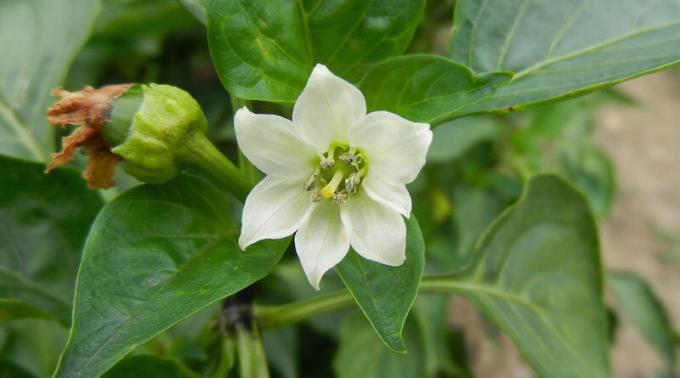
(303, 144, 367, 205)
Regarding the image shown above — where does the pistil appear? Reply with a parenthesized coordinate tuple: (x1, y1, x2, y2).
(320, 170, 344, 199)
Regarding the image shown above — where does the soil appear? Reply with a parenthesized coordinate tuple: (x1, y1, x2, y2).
(451, 71, 680, 378)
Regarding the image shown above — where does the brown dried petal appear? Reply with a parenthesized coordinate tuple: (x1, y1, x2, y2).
(45, 84, 133, 189)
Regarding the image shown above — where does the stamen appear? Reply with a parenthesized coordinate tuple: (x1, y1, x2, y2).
(344, 172, 361, 193)
(311, 189, 324, 202)
(319, 146, 336, 169)
(320, 170, 344, 199)
(303, 168, 320, 191)
(332, 191, 348, 205)
(338, 151, 355, 164)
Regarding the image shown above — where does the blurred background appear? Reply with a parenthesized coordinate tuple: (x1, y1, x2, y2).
(1, 0, 678, 377)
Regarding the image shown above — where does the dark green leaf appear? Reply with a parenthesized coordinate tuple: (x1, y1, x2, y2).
(449, 0, 680, 113)
(0, 319, 68, 378)
(413, 296, 460, 378)
(0, 155, 103, 324)
(0, 358, 35, 378)
(433, 175, 610, 377)
(555, 145, 615, 218)
(178, 0, 207, 25)
(451, 185, 505, 266)
(95, 0, 198, 38)
(608, 271, 677, 369)
(333, 312, 425, 378)
(427, 116, 501, 163)
(206, 0, 425, 102)
(103, 355, 190, 378)
(262, 327, 298, 378)
(336, 217, 424, 353)
(0, 300, 51, 323)
(0, 0, 100, 160)
(54, 174, 289, 378)
(359, 55, 512, 123)
(362, 2, 680, 124)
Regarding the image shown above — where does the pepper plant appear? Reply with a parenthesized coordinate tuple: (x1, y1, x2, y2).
(1, 0, 679, 377)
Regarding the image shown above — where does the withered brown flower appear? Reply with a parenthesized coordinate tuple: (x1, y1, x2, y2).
(45, 84, 133, 189)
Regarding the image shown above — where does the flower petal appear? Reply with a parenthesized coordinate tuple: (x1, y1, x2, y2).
(235, 107, 316, 179)
(362, 175, 411, 217)
(239, 176, 313, 249)
(292, 64, 366, 151)
(350, 111, 432, 184)
(340, 190, 406, 266)
(294, 202, 350, 290)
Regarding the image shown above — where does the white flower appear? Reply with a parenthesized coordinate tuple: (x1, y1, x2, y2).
(235, 64, 432, 289)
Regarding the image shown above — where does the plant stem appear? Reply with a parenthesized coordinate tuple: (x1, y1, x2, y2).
(254, 275, 472, 329)
(180, 133, 253, 201)
(255, 290, 356, 329)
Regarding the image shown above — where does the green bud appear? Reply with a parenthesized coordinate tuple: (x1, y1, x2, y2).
(46, 82, 251, 200)
(106, 84, 208, 184)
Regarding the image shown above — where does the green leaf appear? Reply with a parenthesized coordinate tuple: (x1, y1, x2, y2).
(262, 327, 298, 378)
(362, 2, 680, 124)
(0, 319, 68, 378)
(177, 0, 207, 25)
(412, 296, 460, 377)
(336, 217, 424, 353)
(429, 175, 610, 377)
(94, 0, 198, 38)
(427, 116, 501, 163)
(333, 312, 425, 378)
(54, 174, 289, 378)
(0, 300, 51, 324)
(449, 0, 680, 113)
(206, 0, 425, 103)
(0, 359, 35, 378)
(0, 0, 100, 161)
(359, 55, 512, 123)
(103, 355, 191, 378)
(450, 185, 505, 266)
(0, 155, 103, 324)
(608, 271, 678, 369)
(555, 144, 615, 218)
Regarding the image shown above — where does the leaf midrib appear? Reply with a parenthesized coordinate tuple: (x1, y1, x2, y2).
(513, 19, 680, 80)
(0, 100, 46, 161)
(70, 228, 232, 375)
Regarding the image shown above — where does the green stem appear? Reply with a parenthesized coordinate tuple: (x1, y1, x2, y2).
(255, 290, 356, 329)
(254, 275, 471, 329)
(234, 324, 269, 378)
(180, 133, 253, 201)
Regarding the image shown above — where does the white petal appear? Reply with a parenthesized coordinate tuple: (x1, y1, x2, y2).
(239, 176, 313, 249)
(294, 202, 350, 290)
(362, 175, 412, 217)
(235, 107, 317, 179)
(292, 64, 366, 151)
(350, 111, 432, 184)
(340, 190, 406, 266)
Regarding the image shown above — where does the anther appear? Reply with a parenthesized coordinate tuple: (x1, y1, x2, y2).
(338, 152, 355, 165)
(332, 192, 348, 205)
(311, 189, 324, 202)
(319, 153, 335, 169)
(320, 170, 344, 199)
(303, 174, 317, 191)
(344, 172, 361, 193)
(303, 168, 320, 191)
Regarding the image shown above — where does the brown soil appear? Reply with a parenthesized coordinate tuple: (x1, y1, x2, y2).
(599, 71, 680, 377)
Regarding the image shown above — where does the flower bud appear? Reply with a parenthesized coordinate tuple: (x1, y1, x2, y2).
(46, 83, 251, 199)
(106, 84, 208, 184)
